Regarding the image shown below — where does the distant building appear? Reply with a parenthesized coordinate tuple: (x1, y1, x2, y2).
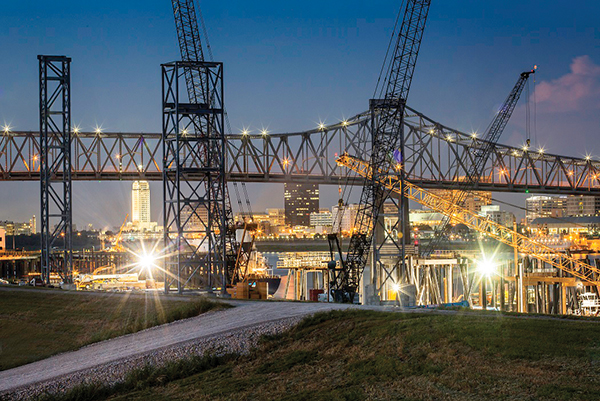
(0, 228, 5, 251)
(180, 203, 209, 232)
(29, 215, 36, 234)
(132, 181, 151, 225)
(266, 208, 285, 227)
(566, 195, 600, 216)
(409, 210, 445, 230)
(310, 211, 333, 227)
(529, 216, 600, 236)
(332, 203, 360, 233)
(430, 189, 492, 214)
(479, 205, 515, 228)
(526, 195, 567, 223)
(284, 183, 319, 227)
(0, 221, 32, 236)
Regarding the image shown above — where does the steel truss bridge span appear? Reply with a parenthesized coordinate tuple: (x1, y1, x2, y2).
(2, 106, 600, 195)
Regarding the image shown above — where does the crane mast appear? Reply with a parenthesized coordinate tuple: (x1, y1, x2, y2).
(330, 1, 431, 302)
(423, 68, 535, 256)
(170, 0, 241, 286)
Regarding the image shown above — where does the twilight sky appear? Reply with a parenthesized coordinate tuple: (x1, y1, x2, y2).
(0, 1, 599, 230)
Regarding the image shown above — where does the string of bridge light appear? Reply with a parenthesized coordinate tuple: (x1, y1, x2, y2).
(425, 125, 596, 162)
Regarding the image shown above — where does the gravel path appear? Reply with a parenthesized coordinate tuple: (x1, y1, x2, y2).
(0, 301, 360, 400)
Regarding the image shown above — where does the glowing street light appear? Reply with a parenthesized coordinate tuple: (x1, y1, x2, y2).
(341, 120, 348, 127)
(73, 126, 80, 134)
(261, 129, 268, 136)
(318, 122, 326, 130)
(2, 124, 12, 134)
(94, 126, 103, 135)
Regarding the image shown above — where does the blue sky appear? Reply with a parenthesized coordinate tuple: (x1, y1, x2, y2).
(0, 1, 599, 229)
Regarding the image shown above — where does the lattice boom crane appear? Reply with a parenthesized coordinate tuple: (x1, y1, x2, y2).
(171, 0, 249, 286)
(338, 153, 600, 286)
(424, 67, 536, 255)
(330, 0, 432, 303)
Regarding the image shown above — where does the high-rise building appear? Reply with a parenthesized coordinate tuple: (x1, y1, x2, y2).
(0, 228, 5, 251)
(566, 195, 600, 216)
(526, 195, 567, 223)
(29, 215, 36, 234)
(132, 181, 151, 225)
(284, 183, 319, 227)
(181, 202, 209, 232)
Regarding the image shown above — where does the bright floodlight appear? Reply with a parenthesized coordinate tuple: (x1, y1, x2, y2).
(391, 283, 401, 292)
(318, 123, 325, 130)
(477, 258, 495, 277)
(139, 253, 156, 270)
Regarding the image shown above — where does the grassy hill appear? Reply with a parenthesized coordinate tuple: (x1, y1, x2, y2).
(0, 288, 225, 370)
(46, 309, 600, 400)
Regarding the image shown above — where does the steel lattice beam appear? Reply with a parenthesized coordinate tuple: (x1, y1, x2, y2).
(2, 106, 600, 196)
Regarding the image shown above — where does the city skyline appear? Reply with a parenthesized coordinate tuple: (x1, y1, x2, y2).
(0, 1, 599, 228)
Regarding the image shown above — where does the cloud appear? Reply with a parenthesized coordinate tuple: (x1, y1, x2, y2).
(533, 55, 600, 113)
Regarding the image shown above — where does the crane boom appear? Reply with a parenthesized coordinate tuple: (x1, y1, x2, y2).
(424, 68, 535, 256)
(338, 153, 600, 286)
(331, 0, 432, 302)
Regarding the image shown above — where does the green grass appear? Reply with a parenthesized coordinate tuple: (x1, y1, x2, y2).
(38, 309, 600, 401)
(0, 288, 227, 370)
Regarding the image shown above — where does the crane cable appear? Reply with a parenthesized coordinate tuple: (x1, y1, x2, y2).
(195, 0, 253, 223)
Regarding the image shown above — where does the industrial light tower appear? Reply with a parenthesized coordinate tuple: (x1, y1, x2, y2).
(38, 55, 73, 285)
(162, 60, 228, 292)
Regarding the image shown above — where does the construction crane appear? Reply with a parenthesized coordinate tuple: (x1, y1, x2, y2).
(106, 214, 128, 253)
(171, 0, 254, 285)
(338, 153, 600, 286)
(423, 67, 536, 256)
(329, 0, 432, 303)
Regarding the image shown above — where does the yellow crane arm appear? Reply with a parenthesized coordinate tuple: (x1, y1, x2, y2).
(337, 153, 600, 286)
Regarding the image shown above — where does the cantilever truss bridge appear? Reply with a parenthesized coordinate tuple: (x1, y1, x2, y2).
(2, 105, 600, 196)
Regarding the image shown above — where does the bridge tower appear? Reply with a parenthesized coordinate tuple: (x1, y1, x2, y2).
(162, 61, 228, 293)
(38, 55, 73, 285)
